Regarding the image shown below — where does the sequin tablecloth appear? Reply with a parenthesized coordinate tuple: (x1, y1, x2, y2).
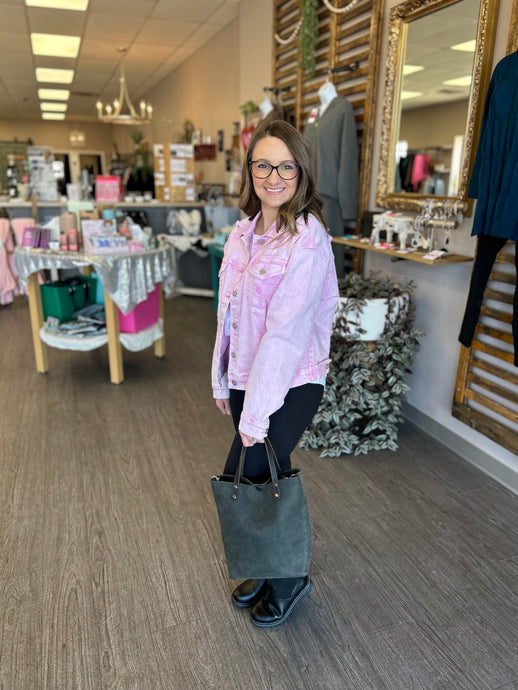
(14, 245, 175, 314)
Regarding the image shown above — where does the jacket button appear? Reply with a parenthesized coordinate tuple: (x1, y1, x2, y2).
(232, 290, 237, 296)
(231, 352, 236, 358)
(232, 379, 237, 385)
(259, 268, 266, 275)
(232, 323, 237, 329)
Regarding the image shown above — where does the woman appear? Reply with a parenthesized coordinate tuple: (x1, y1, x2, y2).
(211, 120, 338, 627)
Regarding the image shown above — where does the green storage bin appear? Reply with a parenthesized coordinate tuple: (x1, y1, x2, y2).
(87, 272, 105, 305)
(41, 278, 87, 323)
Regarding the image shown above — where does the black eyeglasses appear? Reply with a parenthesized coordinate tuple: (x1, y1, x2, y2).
(249, 160, 300, 180)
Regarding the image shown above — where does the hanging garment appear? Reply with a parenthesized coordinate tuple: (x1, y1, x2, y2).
(9, 217, 40, 294)
(0, 218, 17, 305)
(459, 51, 518, 363)
(459, 236, 517, 366)
(422, 176, 446, 196)
(258, 104, 290, 127)
(411, 154, 430, 192)
(304, 95, 359, 227)
(468, 50, 518, 241)
(399, 154, 415, 193)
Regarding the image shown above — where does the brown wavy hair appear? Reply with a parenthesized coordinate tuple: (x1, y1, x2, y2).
(240, 120, 327, 237)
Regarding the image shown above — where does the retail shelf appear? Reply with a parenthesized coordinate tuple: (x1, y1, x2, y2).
(333, 236, 472, 265)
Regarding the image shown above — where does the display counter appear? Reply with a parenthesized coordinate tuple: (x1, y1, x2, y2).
(14, 245, 175, 384)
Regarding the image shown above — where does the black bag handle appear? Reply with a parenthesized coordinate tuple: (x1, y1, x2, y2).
(232, 437, 281, 502)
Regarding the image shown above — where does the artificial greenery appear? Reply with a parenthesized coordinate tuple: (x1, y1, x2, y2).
(299, 0, 319, 78)
(300, 272, 423, 456)
(130, 130, 150, 182)
(240, 100, 259, 116)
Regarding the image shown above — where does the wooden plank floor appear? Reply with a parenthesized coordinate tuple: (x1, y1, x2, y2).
(2, 294, 518, 689)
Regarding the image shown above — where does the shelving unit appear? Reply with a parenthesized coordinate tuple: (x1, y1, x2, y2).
(333, 236, 472, 266)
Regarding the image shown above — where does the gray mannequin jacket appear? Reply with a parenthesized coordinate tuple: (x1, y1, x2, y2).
(304, 95, 359, 221)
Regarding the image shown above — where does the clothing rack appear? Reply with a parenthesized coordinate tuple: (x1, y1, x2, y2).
(263, 86, 291, 97)
(327, 62, 360, 75)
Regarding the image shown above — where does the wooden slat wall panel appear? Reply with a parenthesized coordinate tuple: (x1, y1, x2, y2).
(453, 243, 518, 455)
(272, 0, 383, 274)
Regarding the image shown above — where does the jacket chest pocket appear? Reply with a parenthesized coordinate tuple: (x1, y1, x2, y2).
(248, 257, 287, 300)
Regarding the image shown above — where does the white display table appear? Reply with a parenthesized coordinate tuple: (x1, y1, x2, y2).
(14, 245, 175, 384)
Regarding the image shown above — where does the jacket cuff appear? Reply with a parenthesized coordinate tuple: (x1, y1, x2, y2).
(213, 386, 230, 399)
(239, 415, 268, 440)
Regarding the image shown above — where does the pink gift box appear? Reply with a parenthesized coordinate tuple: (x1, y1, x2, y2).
(118, 284, 160, 333)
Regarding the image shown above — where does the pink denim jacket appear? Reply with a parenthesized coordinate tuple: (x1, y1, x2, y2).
(211, 212, 338, 440)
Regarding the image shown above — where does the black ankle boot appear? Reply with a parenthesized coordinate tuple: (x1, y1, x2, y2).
(250, 576, 312, 627)
(231, 579, 267, 609)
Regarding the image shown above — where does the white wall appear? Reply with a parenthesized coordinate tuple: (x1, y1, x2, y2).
(368, 1, 518, 489)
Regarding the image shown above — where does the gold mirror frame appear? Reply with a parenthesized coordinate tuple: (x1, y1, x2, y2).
(376, 0, 499, 213)
(508, 0, 518, 54)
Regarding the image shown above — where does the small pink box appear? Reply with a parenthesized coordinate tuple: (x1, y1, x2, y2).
(118, 284, 160, 333)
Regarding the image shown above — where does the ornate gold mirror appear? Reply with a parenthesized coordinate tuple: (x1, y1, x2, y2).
(376, 0, 499, 213)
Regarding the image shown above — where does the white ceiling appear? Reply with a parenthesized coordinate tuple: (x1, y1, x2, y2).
(0, 0, 239, 122)
(401, 0, 480, 110)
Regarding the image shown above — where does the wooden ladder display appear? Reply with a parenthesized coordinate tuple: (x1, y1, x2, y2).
(453, 244, 518, 455)
(272, 0, 384, 271)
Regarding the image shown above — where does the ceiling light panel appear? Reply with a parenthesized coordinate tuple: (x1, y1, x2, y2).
(36, 68, 74, 84)
(40, 101, 67, 111)
(401, 91, 423, 101)
(38, 88, 70, 100)
(41, 112, 65, 120)
(31, 33, 81, 58)
(442, 75, 472, 87)
(403, 65, 424, 76)
(26, 0, 88, 8)
(450, 40, 476, 52)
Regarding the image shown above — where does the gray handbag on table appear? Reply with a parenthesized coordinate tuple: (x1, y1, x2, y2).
(211, 437, 311, 580)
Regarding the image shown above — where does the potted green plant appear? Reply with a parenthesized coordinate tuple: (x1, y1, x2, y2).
(130, 130, 150, 182)
(334, 271, 403, 341)
(300, 272, 423, 456)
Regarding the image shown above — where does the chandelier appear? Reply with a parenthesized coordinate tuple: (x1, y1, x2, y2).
(96, 65, 153, 125)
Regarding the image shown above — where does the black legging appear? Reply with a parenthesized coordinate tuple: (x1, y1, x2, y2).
(223, 383, 324, 480)
(458, 235, 517, 365)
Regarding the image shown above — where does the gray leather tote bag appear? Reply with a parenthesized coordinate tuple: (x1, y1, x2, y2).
(211, 438, 311, 580)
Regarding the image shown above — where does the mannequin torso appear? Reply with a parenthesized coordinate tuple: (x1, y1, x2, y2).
(318, 81, 338, 116)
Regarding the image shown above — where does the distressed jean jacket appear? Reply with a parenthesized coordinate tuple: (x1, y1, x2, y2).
(211, 212, 338, 440)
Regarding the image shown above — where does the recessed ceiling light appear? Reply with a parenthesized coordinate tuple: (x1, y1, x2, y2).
(442, 75, 472, 87)
(40, 102, 67, 112)
(41, 112, 66, 120)
(401, 91, 423, 101)
(31, 33, 81, 58)
(26, 0, 88, 8)
(403, 65, 424, 76)
(450, 40, 476, 52)
(36, 68, 74, 84)
(38, 88, 70, 100)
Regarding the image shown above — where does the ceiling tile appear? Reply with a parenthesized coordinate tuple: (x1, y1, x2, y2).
(26, 7, 86, 35)
(0, 4, 27, 32)
(134, 18, 197, 45)
(181, 23, 221, 51)
(84, 12, 146, 43)
(206, 2, 239, 27)
(0, 31, 32, 52)
(125, 43, 174, 64)
(89, 0, 157, 14)
(151, 0, 218, 21)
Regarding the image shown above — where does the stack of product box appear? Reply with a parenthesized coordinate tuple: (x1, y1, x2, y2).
(153, 143, 195, 202)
